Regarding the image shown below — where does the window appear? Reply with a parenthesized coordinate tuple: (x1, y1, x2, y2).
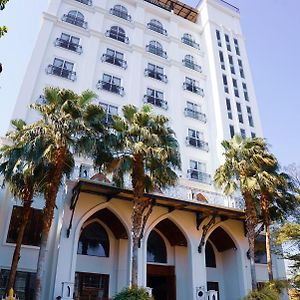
(184, 101, 207, 122)
(78, 222, 109, 257)
(228, 55, 235, 74)
(0, 269, 36, 300)
(234, 38, 240, 56)
(144, 88, 167, 109)
(242, 83, 249, 101)
(229, 125, 235, 138)
(146, 40, 167, 58)
(147, 231, 167, 263)
(183, 77, 204, 96)
(251, 132, 256, 138)
(219, 51, 225, 70)
(144, 63, 167, 82)
(186, 129, 208, 151)
(240, 128, 246, 138)
(182, 55, 201, 72)
(75, 0, 92, 5)
(255, 235, 267, 264)
(99, 102, 118, 125)
(101, 48, 127, 69)
(238, 59, 245, 78)
(181, 33, 200, 49)
(216, 30, 222, 47)
(55, 33, 82, 53)
(47, 58, 76, 81)
(110, 5, 131, 21)
(232, 78, 239, 97)
(236, 102, 243, 123)
(226, 98, 232, 119)
(97, 74, 124, 96)
(147, 19, 167, 35)
(188, 160, 211, 184)
(222, 74, 229, 93)
(205, 241, 216, 268)
(7, 206, 42, 246)
(225, 33, 231, 51)
(62, 10, 87, 29)
(247, 106, 254, 127)
(106, 26, 129, 44)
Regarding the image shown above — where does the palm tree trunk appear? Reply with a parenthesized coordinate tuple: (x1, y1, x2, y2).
(261, 192, 273, 281)
(6, 197, 32, 291)
(35, 148, 66, 300)
(244, 192, 258, 290)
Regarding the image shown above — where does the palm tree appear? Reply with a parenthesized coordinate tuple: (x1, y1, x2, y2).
(94, 104, 181, 286)
(214, 135, 275, 290)
(0, 119, 46, 292)
(22, 87, 107, 300)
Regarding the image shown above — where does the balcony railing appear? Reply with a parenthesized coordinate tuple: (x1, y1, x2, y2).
(186, 137, 209, 151)
(184, 108, 207, 123)
(55, 38, 82, 54)
(62, 15, 87, 29)
(146, 45, 167, 59)
(181, 37, 200, 49)
(47, 65, 76, 81)
(75, 0, 92, 5)
(105, 30, 129, 44)
(143, 95, 168, 110)
(96, 81, 124, 96)
(183, 83, 204, 96)
(187, 169, 211, 184)
(147, 22, 167, 36)
(182, 59, 202, 72)
(144, 69, 167, 83)
(101, 54, 127, 69)
(109, 8, 131, 21)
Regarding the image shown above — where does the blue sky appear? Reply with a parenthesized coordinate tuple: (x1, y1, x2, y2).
(0, 0, 299, 166)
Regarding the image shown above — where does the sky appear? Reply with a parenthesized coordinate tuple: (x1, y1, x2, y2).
(0, 0, 299, 167)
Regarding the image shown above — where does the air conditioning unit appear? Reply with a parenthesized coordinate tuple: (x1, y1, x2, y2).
(196, 286, 205, 299)
(145, 287, 153, 297)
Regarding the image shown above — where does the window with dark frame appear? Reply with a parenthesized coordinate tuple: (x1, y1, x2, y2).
(228, 54, 235, 74)
(247, 106, 254, 127)
(236, 102, 243, 123)
(234, 38, 240, 56)
(242, 82, 249, 101)
(222, 74, 229, 93)
(205, 241, 216, 268)
(225, 33, 231, 51)
(229, 124, 235, 138)
(216, 30, 222, 47)
(226, 98, 232, 119)
(219, 51, 225, 70)
(232, 78, 239, 97)
(147, 231, 167, 263)
(238, 59, 245, 78)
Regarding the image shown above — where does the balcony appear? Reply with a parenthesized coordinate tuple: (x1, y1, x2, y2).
(186, 137, 209, 151)
(96, 81, 124, 96)
(182, 59, 202, 72)
(187, 169, 211, 184)
(105, 30, 129, 44)
(101, 54, 127, 69)
(144, 69, 167, 83)
(62, 15, 87, 29)
(109, 8, 132, 21)
(183, 83, 204, 96)
(147, 22, 167, 36)
(181, 36, 200, 49)
(75, 0, 92, 5)
(184, 108, 207, 123)
(143, 95, 168, 110)
(47, 65, 76, 81)
(146, 45, 167, 59)
(55, 38, 82, 54)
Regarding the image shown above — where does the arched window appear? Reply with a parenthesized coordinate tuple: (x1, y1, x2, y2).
(68, 10, 84, 19)
(78, 222, 109, 257)
(110, 5, 131, 21)
(149, 40, 162, 50)
(63, 10, 87, 28)
(147, 231, 167, 263)
(148, 19, 167, 35)
(181, 33, 200, 49)
(107, 26, 128, 43)
(183, 33, 193, 41)
(184, 54, 194, 63)
(146, 41, 167, 58)
(205, 241, 216, 268)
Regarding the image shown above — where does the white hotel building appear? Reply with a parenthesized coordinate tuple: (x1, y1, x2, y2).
(0, 0, 287, 299)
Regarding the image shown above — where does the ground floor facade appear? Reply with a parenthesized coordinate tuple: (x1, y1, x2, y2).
(0, 180, 288, 300)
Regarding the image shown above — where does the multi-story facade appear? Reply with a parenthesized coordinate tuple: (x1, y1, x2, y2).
(0, 0, 287, 300)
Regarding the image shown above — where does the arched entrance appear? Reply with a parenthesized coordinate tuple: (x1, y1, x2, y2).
(146, 219, 188, 300)
(74, 208, 128, 300)
(205, 226, 241, 300)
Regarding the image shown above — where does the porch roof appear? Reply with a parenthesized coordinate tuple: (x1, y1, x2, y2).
(70, 179, 245, 221)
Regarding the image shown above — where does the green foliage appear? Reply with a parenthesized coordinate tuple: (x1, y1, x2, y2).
(0, 0, 10, 38)
(113, 287, 153, 300)
(242, 281, 284, 300)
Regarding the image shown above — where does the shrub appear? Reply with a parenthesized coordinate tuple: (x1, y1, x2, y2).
(113, 287, 154, 300)
(243, 281, 286, 300)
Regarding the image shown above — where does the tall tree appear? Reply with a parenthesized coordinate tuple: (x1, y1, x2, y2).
(22, 87, 106, 300)
(0, 119, 46, 292)
(94, 105, 181, 286)
(214, 135, 275, 289)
